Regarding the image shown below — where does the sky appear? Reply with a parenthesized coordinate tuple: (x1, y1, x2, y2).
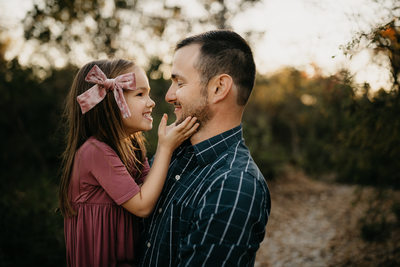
(230, 0, 396, 90)
(0, 0, 397, 90)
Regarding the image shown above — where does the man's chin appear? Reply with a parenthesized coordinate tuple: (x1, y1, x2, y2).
(175, 117, 185, 126)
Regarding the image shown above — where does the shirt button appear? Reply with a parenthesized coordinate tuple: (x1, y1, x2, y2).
(175, 174, 181, 180)
(147, 242, 151, 248)
(158, 208, 162, 213)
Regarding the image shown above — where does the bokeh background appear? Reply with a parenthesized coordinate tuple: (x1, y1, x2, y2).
(0, 0, 399, 266)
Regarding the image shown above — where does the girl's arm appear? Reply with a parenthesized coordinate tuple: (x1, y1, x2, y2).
(122, 114, 198, 217)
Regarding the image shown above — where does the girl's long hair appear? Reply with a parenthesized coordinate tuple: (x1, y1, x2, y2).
(59, 59, 147, 217)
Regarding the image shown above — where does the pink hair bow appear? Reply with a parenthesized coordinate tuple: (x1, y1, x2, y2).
(76, 64, 136, 118)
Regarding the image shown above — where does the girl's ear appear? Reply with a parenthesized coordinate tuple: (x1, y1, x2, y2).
(210, 74, 233, 104)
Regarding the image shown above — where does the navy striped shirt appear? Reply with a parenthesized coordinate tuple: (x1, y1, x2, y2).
(140, 125, 271, 266)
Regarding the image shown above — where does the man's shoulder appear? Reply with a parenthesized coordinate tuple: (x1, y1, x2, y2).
(210, 143, 267, 190)
(200, 151, 269, 214)
(224, 141, 262, 175)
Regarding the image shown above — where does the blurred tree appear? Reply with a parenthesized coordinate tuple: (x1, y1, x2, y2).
(374, 19, 400, 90)
(0, 39, 76, 265)
(339, 9, 400, 187)
(246, 64, 400, 189)
(22, 0, 263, 71)
(144, 57, 174, 156)
(343, 0, 400, 91)
(333, 85, 400, 188)
(328, 3, 400, 243)
(346, 18, 400, 91)
(245, 68, 356, 179)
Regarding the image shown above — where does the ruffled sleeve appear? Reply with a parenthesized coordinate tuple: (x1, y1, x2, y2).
(84, 140, 141, 205)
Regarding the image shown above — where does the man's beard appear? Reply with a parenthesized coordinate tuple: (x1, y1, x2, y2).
(175, 95, 212, 130)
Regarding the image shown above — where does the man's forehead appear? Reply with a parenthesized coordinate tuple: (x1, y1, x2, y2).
(172, 45, 201, 77)
(173, 44, 201, 63)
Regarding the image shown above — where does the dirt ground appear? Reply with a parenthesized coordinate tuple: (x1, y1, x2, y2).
(254, 169, 400, 267)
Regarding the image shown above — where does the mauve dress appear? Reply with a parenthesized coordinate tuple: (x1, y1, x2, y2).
(64, 137, 149, 267)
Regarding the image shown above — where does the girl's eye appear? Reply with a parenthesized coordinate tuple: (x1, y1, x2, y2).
(136, 92, 143, 96)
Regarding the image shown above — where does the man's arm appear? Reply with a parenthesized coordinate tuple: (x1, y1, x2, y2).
(177, 171, 270, 267)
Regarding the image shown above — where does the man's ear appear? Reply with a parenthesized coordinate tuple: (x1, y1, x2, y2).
(210, 74, 233, 104)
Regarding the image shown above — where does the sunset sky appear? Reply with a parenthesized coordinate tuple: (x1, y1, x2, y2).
(0, 0, 398, 90)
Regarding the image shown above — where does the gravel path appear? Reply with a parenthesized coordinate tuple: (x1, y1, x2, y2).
(254, 170, 400, 267)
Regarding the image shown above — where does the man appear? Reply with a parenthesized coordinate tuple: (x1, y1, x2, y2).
(140, 30, 271, 266)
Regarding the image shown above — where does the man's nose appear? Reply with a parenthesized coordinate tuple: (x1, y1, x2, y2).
(165, 84, 176, 104)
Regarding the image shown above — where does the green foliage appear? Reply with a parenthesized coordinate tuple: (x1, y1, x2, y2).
(243, 82, 290, 179)
(22, 0, 263, 68)
(360, 218, 391, 242)
(245, 68, 352, 178)
(24, 0, 126, 58)
(393, 201, 400, 223)
(334, 87, 400, 187)
(342, 17, 400, 90)
(0, 58, 75, 266)
(0, 176, 65, 266)
(358, 190, 398, 243)
(245, 67, 400, 188)
(144, 57, 175, 157)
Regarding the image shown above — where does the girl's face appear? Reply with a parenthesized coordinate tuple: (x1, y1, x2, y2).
(122, 66, 155, 134)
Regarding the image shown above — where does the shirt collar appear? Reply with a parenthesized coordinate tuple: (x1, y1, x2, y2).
(192, 124, 243, 166)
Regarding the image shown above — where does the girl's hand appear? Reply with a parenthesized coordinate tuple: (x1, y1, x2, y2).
(157, 114, 199, 152)
(123, 114, 198, 217)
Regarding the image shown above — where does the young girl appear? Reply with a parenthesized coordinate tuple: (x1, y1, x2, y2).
(59, 59, 198, 267)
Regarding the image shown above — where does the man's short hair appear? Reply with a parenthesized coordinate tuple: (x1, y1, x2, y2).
(176, 30, 256, 106)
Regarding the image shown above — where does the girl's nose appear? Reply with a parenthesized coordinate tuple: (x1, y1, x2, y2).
(148, 97, 155, 108)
